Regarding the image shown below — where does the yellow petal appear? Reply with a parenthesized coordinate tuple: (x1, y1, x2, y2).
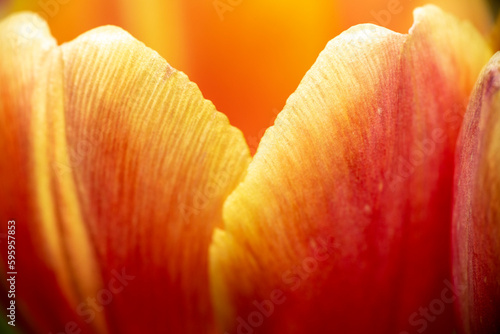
(210, 5, 491, 334)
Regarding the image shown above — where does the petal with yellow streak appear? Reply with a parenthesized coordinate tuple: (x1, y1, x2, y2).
(210, 5, 492, 334)
(0, 12, 251, 334)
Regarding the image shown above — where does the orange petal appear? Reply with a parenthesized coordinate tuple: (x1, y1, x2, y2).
(58, 25, 250, 333)
(453, 52, 500, 333)
(0, 13, 97, 333)
(0, 12, 251, 333)
(210, 5, 491, 334)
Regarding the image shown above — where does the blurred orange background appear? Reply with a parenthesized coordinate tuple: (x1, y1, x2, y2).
(0, 0, 495, 153)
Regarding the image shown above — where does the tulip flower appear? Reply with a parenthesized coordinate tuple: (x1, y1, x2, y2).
(0, 3, 499, 334)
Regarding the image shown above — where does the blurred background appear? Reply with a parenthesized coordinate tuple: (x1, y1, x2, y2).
(0, 0, 498, 153)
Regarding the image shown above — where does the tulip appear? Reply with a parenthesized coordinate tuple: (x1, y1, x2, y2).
(0, 4, 498, 334)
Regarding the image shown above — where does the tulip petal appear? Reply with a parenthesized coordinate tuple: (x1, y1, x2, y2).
(0, 13, 98, 333)
(0, 13, 251, 334)
(57, 25, 251, 334)
(453, 52, 500, 334)
(210, 5, 491, 334)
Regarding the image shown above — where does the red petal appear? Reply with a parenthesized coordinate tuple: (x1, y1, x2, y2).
(210, 6, 492, 334)
(453, 52, 500, 333)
